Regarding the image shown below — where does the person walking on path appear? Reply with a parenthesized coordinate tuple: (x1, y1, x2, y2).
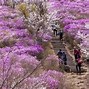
(74, 47, 83, 74)
(57, 49, 63, 59)
(61, 52, 67, 65)
(57, 49, 65, 72)
(57, 30, 64, 41)
(76, 58, 83, 74)
(74, 47, 78, 60)
(77, 48, 81, 58)
(51, 24, 57, 36)
(74, 47, 81, 61)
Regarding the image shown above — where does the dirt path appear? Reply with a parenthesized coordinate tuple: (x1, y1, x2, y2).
(64, 63, 89, 89)
(51, 36, 89, 89)
(51, 36, 76, 72)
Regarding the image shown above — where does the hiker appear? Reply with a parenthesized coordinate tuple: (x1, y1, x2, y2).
(76, 58, 83, 74)
(61, 52, 67, 65)
(74, 47, 81, 61)
(74, 47, 83, 74)
(57, 30, 64, 41)
(51, 24, 57, 36)
(74, 47, 78, 60)
(77, 48, 81, 58)
(57, 49, 63, 59)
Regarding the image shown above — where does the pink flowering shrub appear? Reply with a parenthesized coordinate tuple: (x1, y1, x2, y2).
(38, 70, 63, 89)
(22, 70, 63, 89)
(0, 52, 40, 88)
(48, 0, 89, 52)
(13, 17, 25, 29)
(11, 45, 43, 56)
(43, 55, 59, 70)
(38, 30, 52, 42)
(0, 50, 63, 89)
(0, 3, 64, 89)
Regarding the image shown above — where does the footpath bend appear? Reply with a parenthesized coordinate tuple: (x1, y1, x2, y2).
(51, 36, 89, 89)
(51, 36, 76, 72)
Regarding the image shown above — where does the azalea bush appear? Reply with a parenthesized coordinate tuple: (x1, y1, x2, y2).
(0, 50, 63, 89)
(48, 0, 89, 58)
(43, 55, 59, 70)
(0, 2, 64, 89)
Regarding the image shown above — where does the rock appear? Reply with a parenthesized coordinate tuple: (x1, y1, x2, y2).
(71, 72, 75, 75)
(80, 87, 85, 89)
(77, 82, 80, 84)
(80, 81, 84, 83)
(64, 65, 71, 73)
(78, 77, 82, 79)
(72, 75, 76, 78)
(77, 81, 84, 85)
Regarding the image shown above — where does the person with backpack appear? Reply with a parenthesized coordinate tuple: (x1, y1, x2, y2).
(74, 47, 83, 74)
(77, 48, 81, 59)
(74, 47, 82, 61)
(57, 30, 64, 41)
(74, 47, 78, 60)
(76, 57, 83, 74)
(57, 49, 63, 59)
(61, 52, 67, 65)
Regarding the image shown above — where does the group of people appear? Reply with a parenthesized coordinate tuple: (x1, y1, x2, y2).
(52, 23, 83, 74)
(57, 47, 83, 74)
(51, 24, 64, 41)
(57, 49, 67, 65)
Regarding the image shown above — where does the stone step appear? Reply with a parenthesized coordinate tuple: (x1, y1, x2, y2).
(52, 38, 77, 73)
(52, 45, 64, 48)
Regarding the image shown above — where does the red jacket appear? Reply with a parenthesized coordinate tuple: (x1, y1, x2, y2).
(74, 49, 78, 55)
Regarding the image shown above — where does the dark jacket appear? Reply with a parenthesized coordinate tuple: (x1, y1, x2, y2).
(62, 52, 67, 61)
(57, 50, 63, 58)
